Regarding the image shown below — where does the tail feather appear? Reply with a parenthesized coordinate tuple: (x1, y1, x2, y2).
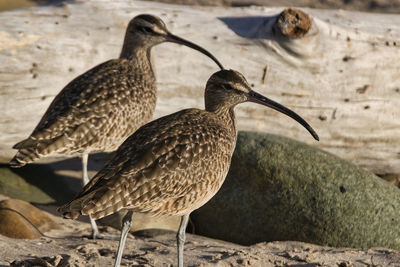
(10, 135, 69, 167)
(9, 157, 26, 168)
(12, 138, 37, 149)
(57, 189, 100, 220)
(9, 148, 40, 168)
(84, 201, 124, 220)
(57, 201, 83, 220)
(58, 188, 126, 221)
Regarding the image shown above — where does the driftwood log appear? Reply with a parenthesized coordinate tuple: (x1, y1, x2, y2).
(0, 0, 399, 175)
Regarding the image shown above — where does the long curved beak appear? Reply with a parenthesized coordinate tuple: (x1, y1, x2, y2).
(247, 90, 319, 141)
(166, 32, 224, 70)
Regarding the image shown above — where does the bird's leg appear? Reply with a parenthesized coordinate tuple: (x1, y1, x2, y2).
(114, 210, 133, 267)
(81, 152, 89, 185)
(177, 214, 189, 267)
(81, 153, 100, 238)
(81, 153, 119, 240)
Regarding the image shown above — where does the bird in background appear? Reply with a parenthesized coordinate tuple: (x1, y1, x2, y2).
(58, 69, 319, 267)
(9, 14, 223, 239)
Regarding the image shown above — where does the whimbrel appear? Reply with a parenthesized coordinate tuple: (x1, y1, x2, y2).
(10, 14, 223, 239)
(58, 69, 319, 267)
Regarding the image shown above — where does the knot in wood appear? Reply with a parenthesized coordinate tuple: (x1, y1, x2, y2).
(274, 8, 312, 39)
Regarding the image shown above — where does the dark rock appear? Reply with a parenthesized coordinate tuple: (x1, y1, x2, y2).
(0, 164, 78, 205)
(192, 131, 400, 249)
(0, 198, 61, 239)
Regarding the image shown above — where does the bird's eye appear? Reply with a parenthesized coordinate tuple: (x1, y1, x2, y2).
(139, 26, 154, 34)
(221, 84, 234, 90)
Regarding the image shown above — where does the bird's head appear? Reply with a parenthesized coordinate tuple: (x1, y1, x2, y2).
(122, 14, 223, 69)
(126, 14, 169, 45)
(205, 69, 319, 141)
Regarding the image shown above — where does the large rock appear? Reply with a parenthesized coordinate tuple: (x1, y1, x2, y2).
(0, 198, 61, 239)
(192, 131, 400, 249)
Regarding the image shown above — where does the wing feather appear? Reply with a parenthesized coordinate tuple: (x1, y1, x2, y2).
(14, 58, 155, 157)
(59, 109, 235, 219)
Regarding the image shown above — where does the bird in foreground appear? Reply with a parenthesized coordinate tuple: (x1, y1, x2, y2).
(58, 69, 319, 267)
(10, 14, 223, 239)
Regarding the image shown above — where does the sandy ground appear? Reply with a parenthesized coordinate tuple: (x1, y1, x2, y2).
(0, 209, 399, 267)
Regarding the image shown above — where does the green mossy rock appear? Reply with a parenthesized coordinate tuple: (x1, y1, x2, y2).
(192, 131, 400, 249)
(0, 164, 77, 205)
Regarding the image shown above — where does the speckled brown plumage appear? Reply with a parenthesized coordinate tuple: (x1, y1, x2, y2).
(10, 14, 223, 167)
(11, 57, 156, 165)
(58, 69, 318, 267)
(58, 71, 257, 220)
(60, 107, 237, 220)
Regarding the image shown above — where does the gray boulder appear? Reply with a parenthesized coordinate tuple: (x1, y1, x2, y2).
(192, 131, 400, 249)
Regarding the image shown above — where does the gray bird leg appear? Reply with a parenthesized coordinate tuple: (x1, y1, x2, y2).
(81, 153, 118, 240)
(81, 152, 90, 186)
(177, 214, 189, 267)
(81, 153, 100, 238)
(114, 210, 133, 267)
(88, 216, 101, 239)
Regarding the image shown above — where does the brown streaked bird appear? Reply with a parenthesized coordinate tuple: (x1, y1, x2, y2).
(58, 69, 319, 267)
(9, 14, 223, 239)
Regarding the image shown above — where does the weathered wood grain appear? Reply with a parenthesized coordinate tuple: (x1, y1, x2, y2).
(0, 0, 399, 174)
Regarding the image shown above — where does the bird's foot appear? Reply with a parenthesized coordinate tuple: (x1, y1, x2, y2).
(84, 228, 120, 240)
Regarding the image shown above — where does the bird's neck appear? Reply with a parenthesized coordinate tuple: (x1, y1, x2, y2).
(120, 42, 151, 60)
(213, 107, 237, 136)
(120, 44, 155, 76)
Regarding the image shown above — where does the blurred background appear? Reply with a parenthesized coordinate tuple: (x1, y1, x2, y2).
(1, 0, 400, 13)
